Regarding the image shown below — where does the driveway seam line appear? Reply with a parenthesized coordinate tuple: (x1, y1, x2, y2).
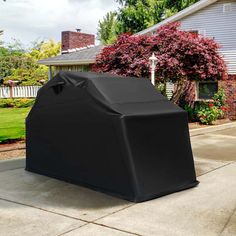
(91, 222, 141, 236)
(0, 197, 139, 235)
(91, 222, 142, 236)
(92, 203, 135, 222)
(197, 161, 236, 177)
(0, 166, 24, 172)
(59, 221, 140, 236)
(57, 222, 90, 236)
(219, 204, 236, 235)
(0, 196, 92, 223)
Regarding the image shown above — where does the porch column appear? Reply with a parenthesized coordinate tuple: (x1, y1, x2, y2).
(48, 65, 53, 80)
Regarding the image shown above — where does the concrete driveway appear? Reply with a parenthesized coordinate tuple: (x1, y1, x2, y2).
(0, 127, 235, 236)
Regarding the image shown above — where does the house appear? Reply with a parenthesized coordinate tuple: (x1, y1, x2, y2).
(138, 0, 236, 74)
(38, 30, 104, 79)
(39, 0, 236, 119)
(137, 0, 236, 119)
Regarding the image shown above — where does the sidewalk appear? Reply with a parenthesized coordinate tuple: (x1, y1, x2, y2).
(0, 128, 235, 236)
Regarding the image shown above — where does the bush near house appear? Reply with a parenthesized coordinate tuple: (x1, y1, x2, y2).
(196, 102, 222, 125)
(185, 88, 228, 125)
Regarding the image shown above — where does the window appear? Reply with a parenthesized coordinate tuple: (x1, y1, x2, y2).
(188, 29, 206, 37)
(188, 30, 198, 35)
(196, 81, 218, 100)
(223, 3, 232, 13)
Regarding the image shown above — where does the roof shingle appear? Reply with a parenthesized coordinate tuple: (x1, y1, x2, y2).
(38, 45, 104, 66)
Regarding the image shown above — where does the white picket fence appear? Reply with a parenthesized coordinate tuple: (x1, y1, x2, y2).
(0, 84, 175, 99)
(0, 86, 41, 98)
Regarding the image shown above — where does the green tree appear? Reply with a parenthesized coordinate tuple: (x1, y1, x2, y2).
(28, 39, 60, 60)
(98, 0, 200, 43)
(116, 0, 161, 34)
(0, 39, 60, 85)
(165, 0, 199, 12)
(0, 40, 26, 79)
(6, 39, 25, 56)
(116, 0, 199, 34)
(97, 12, 118, 45)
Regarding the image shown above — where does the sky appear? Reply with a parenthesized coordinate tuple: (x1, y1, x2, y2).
(0, 0, 119, 47)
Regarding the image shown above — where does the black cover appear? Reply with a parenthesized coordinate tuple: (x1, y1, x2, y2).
(26, 71, 198, 202)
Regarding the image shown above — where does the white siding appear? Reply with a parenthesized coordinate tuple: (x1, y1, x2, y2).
(221, 50, 236, 74)
(179, 0, 236, 74)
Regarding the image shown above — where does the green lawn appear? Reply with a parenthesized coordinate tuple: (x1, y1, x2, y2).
(0, 108, 31, 143)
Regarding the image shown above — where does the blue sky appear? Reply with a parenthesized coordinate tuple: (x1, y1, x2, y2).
(0, 0, 119, 47)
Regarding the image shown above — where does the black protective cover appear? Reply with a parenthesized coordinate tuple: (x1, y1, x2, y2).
(26, 71, 198, 202)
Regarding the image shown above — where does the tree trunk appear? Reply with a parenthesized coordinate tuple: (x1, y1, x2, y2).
(172, 79, 186, 104)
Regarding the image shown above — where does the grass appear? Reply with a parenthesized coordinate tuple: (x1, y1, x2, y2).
(0, 108, 31, 143)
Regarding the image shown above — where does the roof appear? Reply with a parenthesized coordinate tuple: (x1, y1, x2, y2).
(38, 45, 104, 66)
(39, 0, 219, 66)
(136, 0, 218, 35)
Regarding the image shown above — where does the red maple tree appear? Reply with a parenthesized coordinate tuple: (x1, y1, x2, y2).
(93, 22, 226, 102)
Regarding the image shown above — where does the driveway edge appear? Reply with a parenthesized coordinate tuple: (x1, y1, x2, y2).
(190, 121, 236, 137)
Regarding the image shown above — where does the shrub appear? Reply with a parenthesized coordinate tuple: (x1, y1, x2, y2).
(0, 98, 35, 108)
(184, 104, 195, 121)
(195, 102, 222, 125)
(213, 88, 228, 119)
(213, 88, 226, 107)
(184, 88, 228, 124)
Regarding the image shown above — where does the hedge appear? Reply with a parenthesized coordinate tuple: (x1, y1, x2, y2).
(0, 98, 35, 108)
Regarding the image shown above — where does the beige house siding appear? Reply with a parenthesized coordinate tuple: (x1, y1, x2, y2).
(54, 64, 92, 74)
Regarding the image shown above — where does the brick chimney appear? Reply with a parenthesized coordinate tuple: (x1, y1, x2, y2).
(61, 30, 95, 52)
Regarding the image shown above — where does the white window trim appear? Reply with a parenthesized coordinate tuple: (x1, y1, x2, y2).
(198, 29, 206, 37)
(195, 81, 218, 101)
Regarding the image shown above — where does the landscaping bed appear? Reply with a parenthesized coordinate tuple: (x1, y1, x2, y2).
(0, 141, 26, 160)
(0, 148, 25, 160)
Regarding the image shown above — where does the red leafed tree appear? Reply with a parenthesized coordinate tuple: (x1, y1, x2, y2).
(93, 22, 226, 103)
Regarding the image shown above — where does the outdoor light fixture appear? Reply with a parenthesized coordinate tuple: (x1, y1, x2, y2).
(149, 53, 157, 86)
